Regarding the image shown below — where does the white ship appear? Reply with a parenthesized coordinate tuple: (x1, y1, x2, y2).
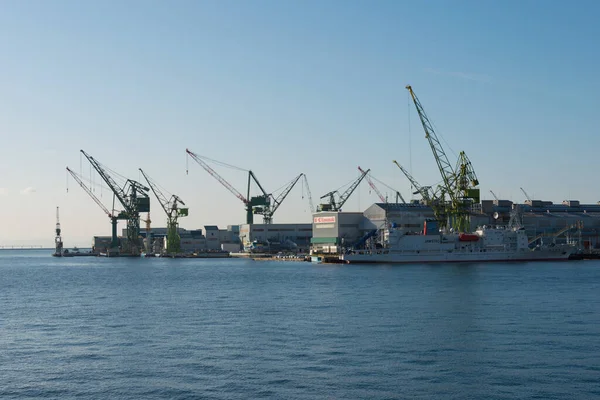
(341, 223, 574, 264)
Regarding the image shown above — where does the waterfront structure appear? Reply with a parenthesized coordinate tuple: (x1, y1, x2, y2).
(341, 222, 573, 264)
(484, 199, 600, 249)
(310, 199, 600, 255)
(92, 225, 242, 255)
(239, 223, 312, 252)
(310, 212, 364, 254)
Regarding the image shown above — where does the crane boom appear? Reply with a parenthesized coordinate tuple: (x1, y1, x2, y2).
(318, 169, 369, 211)
(140, 168, 169, 216)
(393, 160, 449, 226)
(302, 174, 315, 213)
(520, 187, 532, 202)
(392, 160, 432, 201)
(395, 192, 406, 203)
(262, 173, 304, 224)
(359, 166, 385, 203)
(337, 168, 369, 210)
(406, 86, 480, 232)
(80, 150, 149, 255)
(66, 167, 112, 217)
(139, 169, 186, 218)
(406, 85, 456, 200)
(186, 148, 270, 224)
(80, 150, 131, 209)
(139, 168, 187, 254)
(66, 166, 121, 249)
(186, 148, 248, 204)
(248, 171, 269, 199)
(490, 190, 499, 201)
(369, 174, 406, 203)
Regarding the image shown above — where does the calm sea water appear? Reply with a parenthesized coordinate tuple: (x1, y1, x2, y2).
(1, 250, 599, 399)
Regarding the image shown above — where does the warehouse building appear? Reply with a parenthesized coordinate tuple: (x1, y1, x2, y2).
(310, 211, 364, 254)
(239, 223, 312, 253)
(109, 225, 241, 254)
(486, 199, 600, 249)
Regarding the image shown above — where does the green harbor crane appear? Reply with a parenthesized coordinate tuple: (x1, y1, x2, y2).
(261, 173, 304, 224)
(392, 161, 434, 203)
(139, 169, 188, 255)
(454, 150, 480, 205)
(187, 148, 302, 224)
(392, 160, 447, 224)
(317, 168, 370, 212)
(406, 85, 480, 232)
(80, 150, 150, 255)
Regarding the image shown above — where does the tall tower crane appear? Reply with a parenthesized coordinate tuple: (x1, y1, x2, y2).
(262, 173, 304, 224)
(317, 168, 369, 212)
(406, 85, 455, 197)
(66, 166, 123, 250)
(406, 85, 479, 232)
(186, 148, 272, 224)
(80, 150, 150, 255)
(139, 169, 188, 255)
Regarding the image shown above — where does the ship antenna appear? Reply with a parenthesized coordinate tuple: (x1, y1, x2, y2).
(508, 205, 524, 230)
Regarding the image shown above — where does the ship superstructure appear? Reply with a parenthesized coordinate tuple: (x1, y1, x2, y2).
(341, 220, 574, 264)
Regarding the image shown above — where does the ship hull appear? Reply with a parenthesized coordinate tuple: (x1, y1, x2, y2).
(341, 249, 572, 264)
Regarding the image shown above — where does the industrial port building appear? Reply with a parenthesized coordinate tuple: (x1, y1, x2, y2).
(93, 225, 242, 254)
(91, 198, 600, 256)
(310, 199, 600, 254)
(239, 223, 312, 252)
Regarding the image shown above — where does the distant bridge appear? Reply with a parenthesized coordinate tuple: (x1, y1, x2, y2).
(0, 245, 46, 249)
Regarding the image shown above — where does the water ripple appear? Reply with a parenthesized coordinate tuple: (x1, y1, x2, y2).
(1, 251, 600, 399)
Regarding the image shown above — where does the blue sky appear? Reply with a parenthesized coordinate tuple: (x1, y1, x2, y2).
(1, 0, 599, 246)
